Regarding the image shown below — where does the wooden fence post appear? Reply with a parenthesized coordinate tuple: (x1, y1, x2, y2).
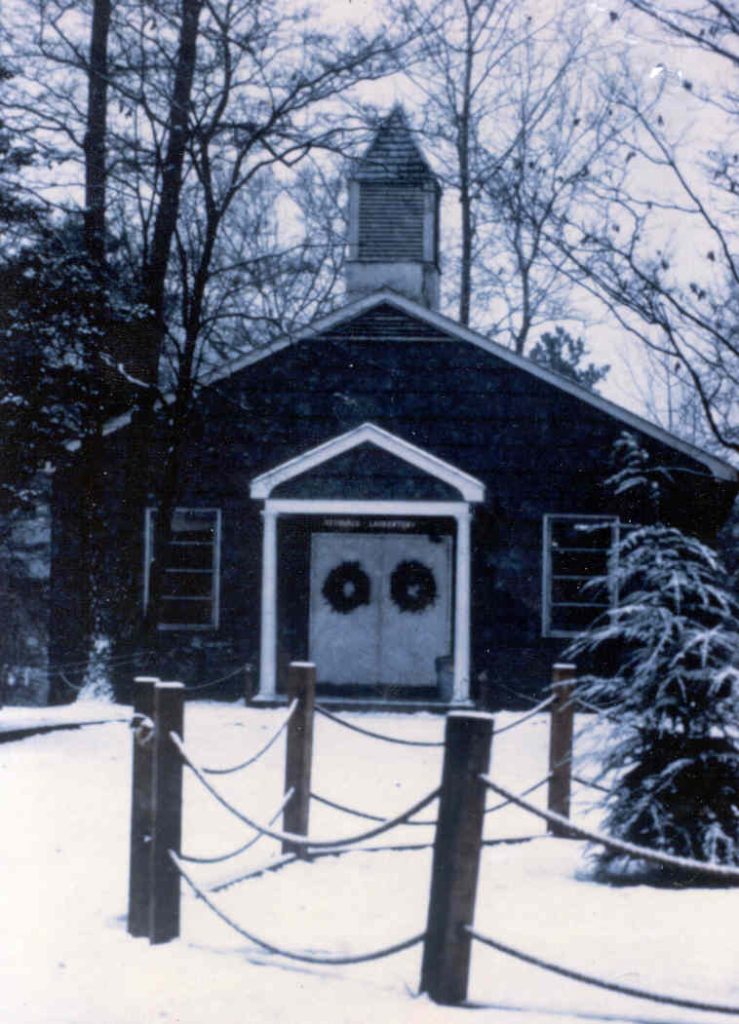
(547, 663, 576, 837)
(149, 682, 185, 945)
(421, 711, 494, 1005)
(282, 661, 315, 857)
(127, 676, 159, 938)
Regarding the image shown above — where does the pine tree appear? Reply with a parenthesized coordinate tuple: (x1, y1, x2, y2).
(529, 327, 610, 392)
(567, 434, 739, 883)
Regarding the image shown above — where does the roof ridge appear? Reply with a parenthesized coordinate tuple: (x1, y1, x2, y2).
(87, 289, 737, 484)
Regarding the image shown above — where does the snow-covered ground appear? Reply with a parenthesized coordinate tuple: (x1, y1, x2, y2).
(0, 700, 129, 734)
(0, 701, 736, 1024)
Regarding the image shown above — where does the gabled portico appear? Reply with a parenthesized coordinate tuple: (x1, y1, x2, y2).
(250, 423, 484, 706)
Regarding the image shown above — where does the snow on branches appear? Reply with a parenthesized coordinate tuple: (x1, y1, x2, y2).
(567, 433, 739, 882)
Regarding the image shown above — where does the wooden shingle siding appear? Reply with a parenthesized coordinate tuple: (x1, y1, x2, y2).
(321, 304, 452, 343)
(49, 303, 736, 704)
(352, 106, 438, 186)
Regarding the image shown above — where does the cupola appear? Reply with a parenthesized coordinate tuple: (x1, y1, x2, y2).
(345, 105, 441, 310)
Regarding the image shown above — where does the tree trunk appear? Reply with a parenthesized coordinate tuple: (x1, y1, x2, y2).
(83, 0, 111, 267)
(144, 0, 203, 332)
(457, 8, 474, 328)
(113, 0, 204, 685)
(75, 0, 112, 697)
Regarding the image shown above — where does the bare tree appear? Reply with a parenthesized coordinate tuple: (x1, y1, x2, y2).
(398, 0, 520, 326)
(623, 1, 739, 69)
(399, 1, 621, 353)
(550, 52, 739, 456)
(474, 27, 624, 354)
(3, 0, 403, 686)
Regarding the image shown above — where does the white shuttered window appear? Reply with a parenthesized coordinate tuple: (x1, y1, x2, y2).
(542, 515, 619, 637)
(144, 508, 221, 630)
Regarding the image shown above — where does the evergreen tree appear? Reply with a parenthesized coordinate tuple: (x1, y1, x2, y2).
(529, 327, 610, 392)
(0, 229, 141, 516)
(567, 435, 739, 883)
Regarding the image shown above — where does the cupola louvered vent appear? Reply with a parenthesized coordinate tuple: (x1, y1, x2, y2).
(346, 106, 442, 310)
(358, 185, 425, 260)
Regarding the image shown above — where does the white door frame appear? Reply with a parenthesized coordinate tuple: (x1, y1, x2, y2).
(257, 498, 473, 703)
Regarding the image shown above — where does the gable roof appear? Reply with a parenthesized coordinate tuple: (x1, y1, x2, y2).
(250, 422, 486, 502)
(352, 105, 439, 186)
(99, 288, 737, 483)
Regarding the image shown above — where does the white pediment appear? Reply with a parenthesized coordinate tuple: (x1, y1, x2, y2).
(249, 422, 485, 502)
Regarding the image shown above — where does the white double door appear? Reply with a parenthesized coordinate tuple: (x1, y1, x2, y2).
(309, 531, 452, 687)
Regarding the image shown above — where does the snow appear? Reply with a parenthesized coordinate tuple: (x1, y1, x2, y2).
(0, 699, 130, 734)
(0, 702, 736, 1024)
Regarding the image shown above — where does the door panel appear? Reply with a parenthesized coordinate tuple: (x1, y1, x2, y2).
(309, 534, 380, 685)
(379, 534, 452, 686)
(309, 531, 452, 687)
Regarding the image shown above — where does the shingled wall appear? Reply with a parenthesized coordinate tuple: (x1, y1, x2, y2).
(49, 302, 737, 706)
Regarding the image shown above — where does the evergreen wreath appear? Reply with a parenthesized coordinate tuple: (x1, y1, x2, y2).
(321, 561, 371, 614)
(390, 560, 437, 613)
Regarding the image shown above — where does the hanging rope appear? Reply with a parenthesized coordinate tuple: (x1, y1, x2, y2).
(314, 705, 444, 747)
(49, 648, 151, 674)
(310, 790, 437, 826)
(466, 927, 739, 1016)
(200, 701, 297, 776)
(179, 789, 295, 866)
(575, 697, 622, 723)
(172, 731, 441, 850)
(58, 671, 87, 692)
(483, 773, 551, 816)
(171, 851, 425, 964)
(210, 853, 300, 893)
(572, 773, 610, 794)
(130, 713, 155, 748)
(493, 696, 555, 734)
(482, 835, 546, 849)
(304, 840, 435, 858)
(479, 774, 739, 883)
(183, 663, 251, 694)
(493, 681, 543, 707)
(214, 834, 548, 896)
(215, 834, 545, 892)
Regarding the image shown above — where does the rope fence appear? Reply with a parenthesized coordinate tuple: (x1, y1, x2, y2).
(493, 695, 555, 734)
(209, 837, 537, 897)
(310, 790, 437, 826)
(571, 773, 610, 794)
(210, 853, 298, 892)
(199, 700, 297, 776)
(479, 773, 739, 884)
(55, 655, 248, 696)
(126, 663, 738, 1017)
(314, 704, 444, 747)
(465, 927, 739, 1016)
(172, 728, 441, 851)
(181, 663, 252, 694)
(51, 648, 152, 674)
(171, 851, 425, 965)
(178, 788, 295, 866)
(483, 773, 551, 815)
(310, 771, 552, 830)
